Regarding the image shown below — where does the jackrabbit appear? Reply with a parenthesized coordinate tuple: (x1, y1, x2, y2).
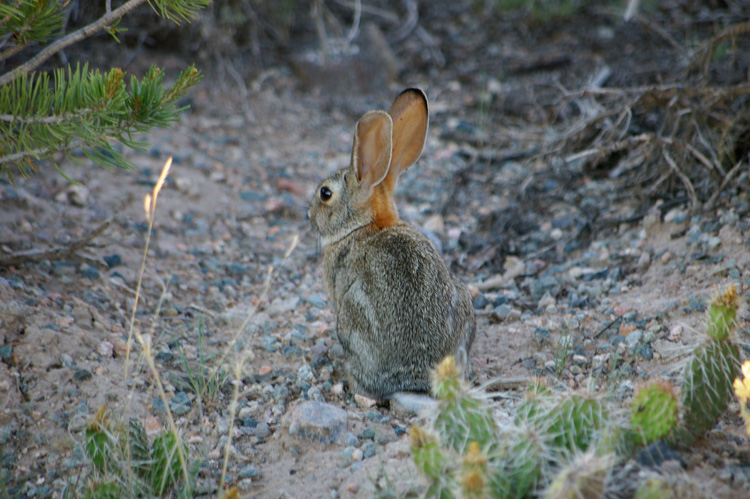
(308, 88, 476, 401)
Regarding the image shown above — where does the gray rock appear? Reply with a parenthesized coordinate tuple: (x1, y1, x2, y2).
(492, 304, 512, 320)
(60, 353, 74, 368)
(362, 441, 377, 459)
(72, 369, 92, 382)
(339, 446, 355, 467)
(0, 345, 12, 361)
(286, 401, 347, 445)
(389, 393, 437, 417)
(357, 427, 375, 440)
(622, 310, 637, 322)
(260, 335, 279, 352)
(169, 391, 191, 416)
(639, 343, 654, 360)
(472, 294, 489, 309)
(289, 421, 300, 436)
(297, 365, 314, 384)
(625, 330, 643, 349)
(266, 296, 301, 317)
(217, 417, 230, 435)
(307, 295, 328, 308)
(255, 422, 272, 439)
(530, 276, 561, 301)
(152, 397, 166, 413)
(307, 385, 324, 402)
(345, 432, 359, 447)
(238, 464, 259, 479)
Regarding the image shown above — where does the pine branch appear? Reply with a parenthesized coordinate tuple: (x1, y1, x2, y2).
(0, 0, 149, 87)
(0, 63, 202, 176)
(0, 42, 26, 63)
(0, 0, 210, 87)
(0, 0, 26, 32)
(0, 0, 208, 177)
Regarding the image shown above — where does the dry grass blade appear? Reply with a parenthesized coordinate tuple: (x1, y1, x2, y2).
(121, 156, 192, 490)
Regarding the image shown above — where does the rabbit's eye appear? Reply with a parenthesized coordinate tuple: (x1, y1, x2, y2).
(320, 186, 332, 201)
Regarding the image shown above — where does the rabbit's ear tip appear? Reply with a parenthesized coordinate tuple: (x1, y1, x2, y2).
(398, 88, 428, 105)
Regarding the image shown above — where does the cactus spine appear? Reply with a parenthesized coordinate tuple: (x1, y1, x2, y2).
(630, 381, 679, 446)
(543, 451, 613, 499)
(672, 286, 741, 445)
(432, 356, 498, 454)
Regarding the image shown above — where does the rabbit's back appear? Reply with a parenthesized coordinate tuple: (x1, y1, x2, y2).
(323, 222, 475, 399)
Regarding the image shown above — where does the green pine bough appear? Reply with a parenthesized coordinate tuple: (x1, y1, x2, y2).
(0, 0, 210, 180)
(1, 63, 202, 178)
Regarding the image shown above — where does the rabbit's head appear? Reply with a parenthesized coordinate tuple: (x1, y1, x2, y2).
(309, 89, 429, 247)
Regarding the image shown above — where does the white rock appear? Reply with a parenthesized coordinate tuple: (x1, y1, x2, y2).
(97, 341, 114, 358)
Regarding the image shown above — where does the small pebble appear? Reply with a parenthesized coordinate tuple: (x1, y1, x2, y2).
(80, 266, 100, 280)
(622, 310, 638, 322)
(255, 422, 271, 439)
(358, 427, 376, 440)
(472, 294, 489, 309)
(339, 447, 354, 467)
(169, 392, 191, 416)
(238, 464, 259, 479)
(668, 325, 683, 341)
(354, 393, 377, 408)
(345, 432, 359, 447)
(362, 441, 377, 459)
(104, 254, 122, 268)
(72, 369, 92, 382)
(639, 343, 654, 360)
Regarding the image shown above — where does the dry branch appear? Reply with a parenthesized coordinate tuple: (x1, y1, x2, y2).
(691, 20, 750, 78)
(0, 217, 113, 267)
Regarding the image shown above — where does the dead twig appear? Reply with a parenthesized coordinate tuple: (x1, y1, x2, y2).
(0, 217, 113, 267)
(388, 0, 418, 43)
(482, 376, 528, 392)
(703, 159, 746, 211)
(691, 20, 750, 78)
(663, 149, 698, 210)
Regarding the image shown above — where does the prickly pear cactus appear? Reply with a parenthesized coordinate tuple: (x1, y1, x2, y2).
(548, 394, 608, 453)
(673, 286, 742, 446)
(410, 425, 455, 498)
(706, 285, 739, 341)
(542, 451, 613, 499)
(461, 441, 489, 499)
(85, 405, 114, 471)
(432, 356, 498, 453)
(630, 381, 679, 446)
(489, 425, 549, 499)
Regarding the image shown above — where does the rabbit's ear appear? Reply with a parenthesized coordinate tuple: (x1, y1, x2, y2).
(386, 88, 428, 180)
(351, 110, 393, 196)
